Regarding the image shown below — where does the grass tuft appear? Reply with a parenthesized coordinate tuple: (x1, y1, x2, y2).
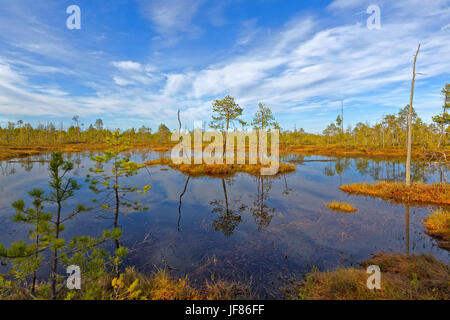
(327, 201, 357, 213)
(145, 157, 295, 177)
(424, 208, 450, 250)
(285, 253, 450, 300)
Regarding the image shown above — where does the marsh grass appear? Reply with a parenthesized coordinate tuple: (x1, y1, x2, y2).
(327, 201, 357, 213)
(1, 268, 253, 300)
(0, 143, 176, 161)
(284, 253, 450, 300)
(424, 209, 450, 250)
(340, 182, 450, 205)
(77, 268, 253, 300)
(280, 145, 450, 160)
(145, 157, 295, 177)
(3, 143, 448, 162)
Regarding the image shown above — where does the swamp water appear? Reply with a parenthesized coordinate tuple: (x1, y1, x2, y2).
(0, 150, 448, 298)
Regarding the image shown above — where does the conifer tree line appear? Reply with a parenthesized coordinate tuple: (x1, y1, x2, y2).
(0, 84, 448, 149)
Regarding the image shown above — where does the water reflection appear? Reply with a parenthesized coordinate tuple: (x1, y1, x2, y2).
(0, 150, 448, 298)
(251, 176, 276, 231)
(405, 205, 410, 255)
(284, 155, 450, 183)
(210, 178, 246, 237)
(282, 174, 292, 195)
(177, 176, 190, 231)
(177, 174, 285, 235)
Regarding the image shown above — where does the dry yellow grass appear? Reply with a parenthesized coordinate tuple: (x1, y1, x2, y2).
(424, 209, 450, 250)
(3, 267, 253, 300)
(0, 143, 177, 161)
(79, 268, 252, 300)
(340, 182, 450, 205)
(327, 201, 357, 212)
(284, 253, 450, 300)
(280, 145, 450, 160)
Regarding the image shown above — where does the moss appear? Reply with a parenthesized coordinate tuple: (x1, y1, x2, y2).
(340, 182, 450, 206)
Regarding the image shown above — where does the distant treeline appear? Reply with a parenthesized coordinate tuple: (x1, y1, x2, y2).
(1, 109, 447, 150)
(286, 104, 449, 149)
(1, 84, 449, 150)
(0, 112, 447, 150)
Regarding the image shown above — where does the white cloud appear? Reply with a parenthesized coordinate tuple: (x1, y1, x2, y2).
(111, 61, 143, 72)
(113, 76, 133, 86)
(327, 0, 367, 10)
(139, 0, 205, 42)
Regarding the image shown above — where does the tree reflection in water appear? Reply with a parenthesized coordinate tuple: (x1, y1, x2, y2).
(210, 178, 246, 237)
(177, 176, 190, 231)
(176, 172, 291, 236)
(251, 176, 276, 231)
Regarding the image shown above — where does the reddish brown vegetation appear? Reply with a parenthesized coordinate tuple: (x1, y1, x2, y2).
(340, 182, 450, 205)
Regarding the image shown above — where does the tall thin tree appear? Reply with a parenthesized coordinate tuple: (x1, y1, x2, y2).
(406, 44, 420, 187)
(209, 96, 245, 156)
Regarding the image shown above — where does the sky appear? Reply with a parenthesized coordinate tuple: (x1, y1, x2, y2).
(0, 0, 449, 133)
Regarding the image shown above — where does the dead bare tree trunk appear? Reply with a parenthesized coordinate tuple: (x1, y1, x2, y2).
(177, 109, 190, 162)
(406, 44, 420, 187)
(437, 86, 449, 147)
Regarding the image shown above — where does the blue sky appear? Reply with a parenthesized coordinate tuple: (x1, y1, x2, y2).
(0, 0, 449, 133)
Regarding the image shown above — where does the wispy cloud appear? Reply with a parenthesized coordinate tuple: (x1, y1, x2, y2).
(0, 0, 449, 132)
(111, 61, 143, 72)
(138, 0, 206, 45)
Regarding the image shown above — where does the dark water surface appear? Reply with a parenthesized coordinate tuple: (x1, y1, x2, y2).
(0, 150, 448, 298)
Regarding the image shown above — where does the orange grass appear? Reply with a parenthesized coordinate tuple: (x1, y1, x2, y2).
(339, 182, 450, 205)
(424, 209, 450, 250)
(284, 253, 450, 300)
(327, 201, 357, 213)
(280, 145, 450, 160)
(0, 143, 177, 161)
(2, 142, 449, 162)
(145, 157, 295, 177)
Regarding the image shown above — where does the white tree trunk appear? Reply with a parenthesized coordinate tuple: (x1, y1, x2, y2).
(406, 44, 420, 187)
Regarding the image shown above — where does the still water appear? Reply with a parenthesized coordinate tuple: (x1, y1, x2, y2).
(0, 150, 448, 298)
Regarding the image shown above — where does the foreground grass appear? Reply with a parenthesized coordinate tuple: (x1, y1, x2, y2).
(424, 209, 450, 250)
(340, 182, 450, 206)
(145, 157, 295, 177)
(1, 268, 253, 300)
(327, 202, 357, 213)
(284, 253, 450, 300)
(3, 253, 448, 300)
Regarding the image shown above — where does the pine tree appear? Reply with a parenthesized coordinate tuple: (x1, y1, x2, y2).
(432, 84, 450, 147)
(210, 96, 246, 155)
(251, 103, 278, 130)
(87, 131, 150, 275)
